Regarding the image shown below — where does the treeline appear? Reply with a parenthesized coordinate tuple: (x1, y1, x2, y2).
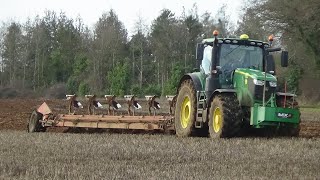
(0, 5, 231, 97)
(0, 0, 319, 98)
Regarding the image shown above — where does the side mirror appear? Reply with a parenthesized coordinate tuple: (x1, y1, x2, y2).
(266, 55, 275, 74)
(196, 43, 204, 60)
(281, 51, 288, 67)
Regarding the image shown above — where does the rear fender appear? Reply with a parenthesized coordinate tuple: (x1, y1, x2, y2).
(177, 73, 203, 93)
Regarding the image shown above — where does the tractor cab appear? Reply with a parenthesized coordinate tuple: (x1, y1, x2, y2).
(196, 31, 289, 106)
(198, 34, 270, 89)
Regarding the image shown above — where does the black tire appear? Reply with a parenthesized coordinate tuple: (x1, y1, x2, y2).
(174, 80, 197, 137)
(208, 94, 242, 138)
(27, 110, 45, 133)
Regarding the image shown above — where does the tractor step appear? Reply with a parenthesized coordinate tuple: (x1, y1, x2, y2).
(195, 121, 203, 128)
(196, 91, 207, 127)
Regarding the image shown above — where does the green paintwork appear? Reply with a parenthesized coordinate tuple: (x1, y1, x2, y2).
(250, 104, 300, 127)
(233, 68, 277, 106)
(234, 68, 276, 81)
(233, 69, 252, 106)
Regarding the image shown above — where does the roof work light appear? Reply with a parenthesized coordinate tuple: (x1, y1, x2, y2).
(240, 34, 249, 40)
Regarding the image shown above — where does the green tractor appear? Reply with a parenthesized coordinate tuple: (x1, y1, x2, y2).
(174, 31, 300, 138)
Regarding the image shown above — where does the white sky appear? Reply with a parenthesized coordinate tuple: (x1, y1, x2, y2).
(0, 0, 243, 35)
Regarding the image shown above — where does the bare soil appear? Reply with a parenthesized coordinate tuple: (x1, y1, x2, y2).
(0, 98, 319, 137)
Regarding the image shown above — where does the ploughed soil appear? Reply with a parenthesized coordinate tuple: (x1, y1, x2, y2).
(0, 99, 319, 137)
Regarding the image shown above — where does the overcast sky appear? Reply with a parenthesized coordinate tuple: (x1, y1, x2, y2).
(0, 0, 243, 35)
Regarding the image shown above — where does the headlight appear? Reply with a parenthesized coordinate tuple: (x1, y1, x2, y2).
(269, 81, 277, 87)
(253, 79, 264, 86)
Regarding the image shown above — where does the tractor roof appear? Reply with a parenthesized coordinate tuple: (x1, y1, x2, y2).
(202, 38, 269, 48)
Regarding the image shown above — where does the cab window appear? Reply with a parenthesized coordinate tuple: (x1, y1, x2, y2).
(201, 45, 212, 75)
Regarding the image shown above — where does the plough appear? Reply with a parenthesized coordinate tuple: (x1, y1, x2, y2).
(28, 94, 177, 133)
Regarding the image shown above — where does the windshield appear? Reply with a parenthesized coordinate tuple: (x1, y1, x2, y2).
(219, 44, 263, 71)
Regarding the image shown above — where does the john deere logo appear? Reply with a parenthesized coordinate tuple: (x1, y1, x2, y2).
(277, 112, 292, 118)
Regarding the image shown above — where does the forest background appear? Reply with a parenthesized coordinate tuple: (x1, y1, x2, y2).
(0, 0, 319, 103)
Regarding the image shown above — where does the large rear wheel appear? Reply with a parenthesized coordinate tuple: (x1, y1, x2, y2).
(208, 94, 242, 138)
(174, 80, 196, 137)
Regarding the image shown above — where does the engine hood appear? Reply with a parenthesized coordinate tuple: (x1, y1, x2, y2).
(234, 68, 277, 82)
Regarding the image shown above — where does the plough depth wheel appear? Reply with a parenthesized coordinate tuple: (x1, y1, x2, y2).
(28, 110, 46, 132)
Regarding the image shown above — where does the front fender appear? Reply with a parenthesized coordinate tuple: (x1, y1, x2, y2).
(208, 89, 237, 106)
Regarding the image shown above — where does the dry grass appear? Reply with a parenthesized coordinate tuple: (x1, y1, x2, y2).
(301, 107, 320, 122)
(0, 131, 319, 179)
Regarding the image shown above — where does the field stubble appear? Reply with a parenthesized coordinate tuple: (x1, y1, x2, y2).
(0, 131, 319, 179)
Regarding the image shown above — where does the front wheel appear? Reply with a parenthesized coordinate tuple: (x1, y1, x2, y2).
(208, 94, 242, 138)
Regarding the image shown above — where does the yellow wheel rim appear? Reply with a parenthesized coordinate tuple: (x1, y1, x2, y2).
(213, 107, 222, 133)
(180, 96, 191, 129)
